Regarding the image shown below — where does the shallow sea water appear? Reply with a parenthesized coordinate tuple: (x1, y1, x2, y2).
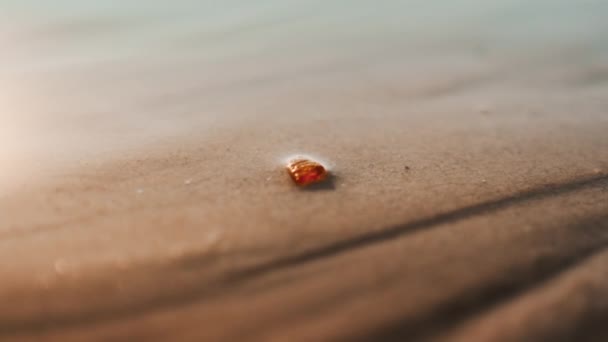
(1, 0, 606, 190)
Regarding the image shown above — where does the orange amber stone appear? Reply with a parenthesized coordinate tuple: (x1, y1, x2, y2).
(286, 158, 328, 186)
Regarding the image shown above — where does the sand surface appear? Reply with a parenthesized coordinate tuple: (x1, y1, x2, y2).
(1, 1, 608, 341)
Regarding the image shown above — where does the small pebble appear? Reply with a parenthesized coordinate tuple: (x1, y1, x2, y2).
(286, 158, 328, 186)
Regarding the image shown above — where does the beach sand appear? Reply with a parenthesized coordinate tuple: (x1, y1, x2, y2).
(1, 1, 608, 341)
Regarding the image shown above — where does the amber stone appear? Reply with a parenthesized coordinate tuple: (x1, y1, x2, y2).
(286, 158, 328, 186)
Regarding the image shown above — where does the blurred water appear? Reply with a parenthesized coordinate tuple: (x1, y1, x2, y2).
(1, 0, 607, 189)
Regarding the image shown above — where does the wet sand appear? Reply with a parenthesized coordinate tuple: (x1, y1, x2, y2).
(1, 1, 608, 341)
